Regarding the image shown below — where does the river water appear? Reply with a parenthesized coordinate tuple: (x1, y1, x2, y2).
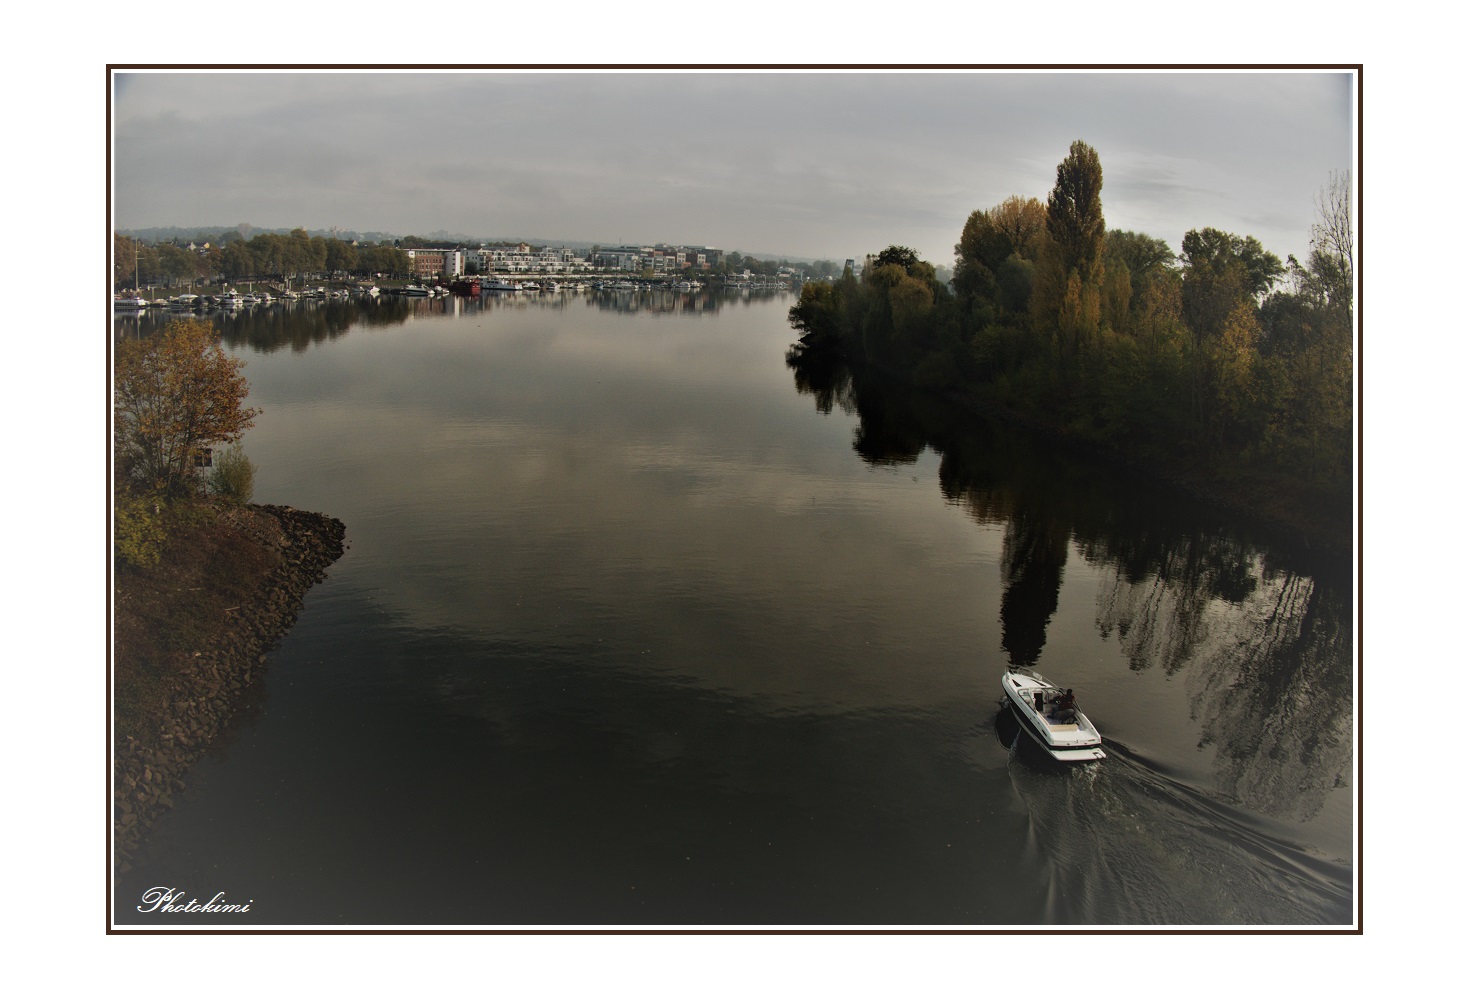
(112, 289, 1355, 927)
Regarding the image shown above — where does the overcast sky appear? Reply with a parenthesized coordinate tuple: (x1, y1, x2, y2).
(114, 69, 1351, 271)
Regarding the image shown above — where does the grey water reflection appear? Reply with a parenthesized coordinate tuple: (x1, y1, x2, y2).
(786, 342, 1354, 833)
(120, 285, 783, 352)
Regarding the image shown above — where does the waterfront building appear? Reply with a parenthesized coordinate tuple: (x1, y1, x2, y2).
(406, 248, 465, 278)
(471, 243, 591, 274)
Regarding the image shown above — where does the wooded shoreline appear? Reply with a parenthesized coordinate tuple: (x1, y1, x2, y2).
(788, 143, 1352, 554)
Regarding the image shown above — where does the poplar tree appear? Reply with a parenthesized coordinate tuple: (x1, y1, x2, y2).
(1046, 140, 1106, 282)
(1033, 141, 1108, 372)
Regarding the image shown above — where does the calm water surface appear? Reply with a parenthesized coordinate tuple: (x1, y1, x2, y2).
(113, 291, 1355, 926)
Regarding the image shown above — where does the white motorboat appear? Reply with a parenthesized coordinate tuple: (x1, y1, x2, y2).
(1000, 671, 1106, 762)
(216, 289, 244, 308)
(401, 284, 432, 296)
(114, 295, 150, 310)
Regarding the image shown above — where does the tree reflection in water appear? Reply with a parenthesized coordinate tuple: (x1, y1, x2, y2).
(786, 342, 1352, 825)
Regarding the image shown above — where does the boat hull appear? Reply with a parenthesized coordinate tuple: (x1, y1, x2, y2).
(1001, 672, 1106, 762)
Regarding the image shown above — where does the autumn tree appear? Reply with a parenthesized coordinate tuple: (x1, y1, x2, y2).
(991, 195, 1048, 261)
(1032, 142, 1107, 372)
(115, 318, 261, 499)
(954, 197, 1047, 305)
(1046, 141, 1106, 281)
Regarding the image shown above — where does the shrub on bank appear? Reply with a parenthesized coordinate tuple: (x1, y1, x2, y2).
(115, 494, 168, 569)
(208, 446, 257, 505)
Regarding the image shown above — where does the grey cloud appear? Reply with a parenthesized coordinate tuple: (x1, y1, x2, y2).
(114, 70, 1352, 266)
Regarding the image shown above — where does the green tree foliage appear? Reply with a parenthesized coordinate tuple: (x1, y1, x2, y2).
(1181, 228, 1283, 338)
(995, 254, 1036, 317)
(856, 247, 951, 365)
(789, 280, 844, 349)
(207, 445, 258, 505)
(873, 246, 921, 271)
(790, 246, 955, 382)
(1105, 229, 1176, 315)
(354, 243, 411, 277)
(324, 237, 358, 278)
(953, 209, 1010, 305)
(220, 239, 255, 281)
(1175, 227, 1287, 446)
(156, 244, 198, 287)
(115, 495, 169, 569)
(115, 319, 261, 499)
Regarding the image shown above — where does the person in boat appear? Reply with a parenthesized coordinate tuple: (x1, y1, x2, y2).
(1053, 689, 1077, 722)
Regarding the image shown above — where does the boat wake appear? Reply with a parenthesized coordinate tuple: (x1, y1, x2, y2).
(1002, 727, 1352, 926)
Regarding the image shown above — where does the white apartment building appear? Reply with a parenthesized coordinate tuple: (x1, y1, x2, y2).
(470, 244, 592, 274)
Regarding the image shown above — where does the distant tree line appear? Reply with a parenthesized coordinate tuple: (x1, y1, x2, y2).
(117, 225, 847, 289)
(114, 229, 412, 289)
(789, 141, 1352, 505)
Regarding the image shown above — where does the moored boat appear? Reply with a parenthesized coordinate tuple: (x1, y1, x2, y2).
(1000, 670, 1106, 762)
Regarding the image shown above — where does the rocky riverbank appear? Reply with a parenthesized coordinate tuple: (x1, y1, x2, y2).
(113, 504, 346, 870)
